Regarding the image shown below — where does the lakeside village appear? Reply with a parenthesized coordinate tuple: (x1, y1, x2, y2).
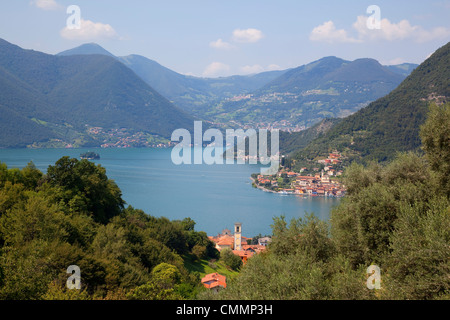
(252, 151, 347, 197)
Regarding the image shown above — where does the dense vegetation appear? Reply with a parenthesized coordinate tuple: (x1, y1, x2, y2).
(0, 157, 221, 300)
(279, 118, 341, 155)
(200, 102, 450, 300)
(293, 41, 450, 164)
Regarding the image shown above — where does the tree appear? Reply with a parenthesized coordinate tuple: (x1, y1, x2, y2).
(46, 157, 124, 224)
(383, 197, 450, 299)
(420, 102, 450, 197)
(220, 248, 242, 271)
(126, 263, 183, 300)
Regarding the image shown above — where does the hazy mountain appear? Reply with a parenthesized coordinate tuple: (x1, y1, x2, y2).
(295, 41, 450, 163)
(385, 63, 419, 77)
(57, 43, 287, 112)
(57, 43, 116, 58)
(56, 44, 418, 131)
(0, 38, 194, 148)
(202, 56, 411, 129)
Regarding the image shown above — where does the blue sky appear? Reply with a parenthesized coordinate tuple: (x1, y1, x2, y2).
(1, 0, 449, 77)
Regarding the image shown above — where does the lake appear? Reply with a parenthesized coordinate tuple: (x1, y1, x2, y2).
(0, 148, 340, 237)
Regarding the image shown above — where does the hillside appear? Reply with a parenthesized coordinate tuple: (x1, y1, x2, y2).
(202, 56, 409, 129)
(279, 118, 341, 155)
(295, 41, 450, 163)
(0, 39, 194, 148)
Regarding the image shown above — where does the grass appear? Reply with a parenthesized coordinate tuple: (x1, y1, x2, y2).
(183, 254, 240, 280)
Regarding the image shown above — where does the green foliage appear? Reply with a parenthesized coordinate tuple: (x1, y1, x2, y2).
(46, 156, 124, 224)
(220, 248, 242, 271)
(126, 263, 183, 300)
(420, 102, 450, 197)
(383, 197, 450, 299)
(42, 281, 91, 300)
(331, 153, 434, 267)
(0, 157, 213, 300)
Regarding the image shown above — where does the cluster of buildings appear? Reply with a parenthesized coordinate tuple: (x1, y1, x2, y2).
(254, 152, 346, 197)
(85, 126, 172, 148)
(290, 172, 345, 197)
(202, 223, 270, 292)
(208, 223, 268, 264)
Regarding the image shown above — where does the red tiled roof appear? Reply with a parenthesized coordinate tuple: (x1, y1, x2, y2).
(201, 273, 227, 289)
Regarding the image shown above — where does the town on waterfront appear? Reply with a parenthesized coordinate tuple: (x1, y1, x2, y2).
(252, 151, 346, 197)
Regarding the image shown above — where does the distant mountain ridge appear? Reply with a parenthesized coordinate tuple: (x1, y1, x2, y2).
(0, 38, 194, 148)
(199, 55, 416, 129)
(57, 43, 417, 130)
(57, 43, 287, 112)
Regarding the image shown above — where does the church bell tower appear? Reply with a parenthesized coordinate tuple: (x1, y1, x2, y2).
(234, 222, 242, 251)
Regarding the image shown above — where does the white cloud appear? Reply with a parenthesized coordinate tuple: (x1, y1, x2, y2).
(310, 21, 360, 43)
(381, 57, 407, 65)
(354, 16, 450, 43)
(353, 16, 417, 41)
(60, 19, 119, 41)
(240, 64, 283, 75)
(240, 64, 265, 74)
(209, 38, 235, 50)
(311, 16, 450, 44)
(31, 0, 62, 10)
(266, 64, 282, 71)
(202, 62, 231, 77)
(232, 28, 264, 43)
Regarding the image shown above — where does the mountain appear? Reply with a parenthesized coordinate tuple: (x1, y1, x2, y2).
(385, 63, 419, 77)
(57, 43, 116, 58)
(57, 44, 287, 112)
(202, 56, 410, 129)
(0, 39, 194, 148)
(294, 41, 450, 163)
(57, 44, 418, 131)
(120, 54, 287, 110)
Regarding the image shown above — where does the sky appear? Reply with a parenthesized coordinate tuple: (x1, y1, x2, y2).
(1, 0, 449, 77)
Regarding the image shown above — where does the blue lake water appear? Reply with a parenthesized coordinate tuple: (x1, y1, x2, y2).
(0, 148, 340, 237)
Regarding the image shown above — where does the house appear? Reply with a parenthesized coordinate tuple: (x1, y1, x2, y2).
(258, 237, 272, 247)
(214, 236, 234, 250)
(321, 174, 330, 183)
(201, 273, 227, 292)
(329, 153, 340, 159)
(286, 171, 297, 178)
